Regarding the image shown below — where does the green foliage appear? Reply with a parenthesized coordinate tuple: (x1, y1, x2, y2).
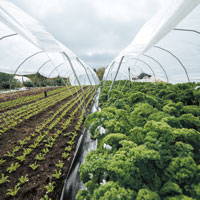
(95, 68, 105, 81)
(52, 169, 62, 179)
(6, 162, 20, 173)
(129, 103, 158, 127)
(136, 188, 160, 200)
(160, 181, 182, 196)
(78, 81, 200, 200)
(164, 195, 194, 200)
(29, 162, 39, 170)
(0, 72, 21, 89)
(18, 175, 29, 185)
(163, 102, 183, 117)
(179, 114, 200, 131)
(92, 181, 135, 200)
(193, 89, 200, 105)
(44, 182, 55, 194)
(166, 157, 197, 184)
(55, 160, 64, 169)
(23, 81, 34, 88)
(102, 133, 127, 150)
(6, 185, 20, 197)
(0, 159, 6, 165)
(80, 150, 111, 184)
(26, 73, 69, 87)
(182, 105, 200, 116)
(0, 174, 9, 185)
(40, 194, 52, 200)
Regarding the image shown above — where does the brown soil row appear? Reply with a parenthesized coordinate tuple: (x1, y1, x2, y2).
(0, 87, 95, 200)
(0, 87, 60, 103)
(0, 88, 83, 157)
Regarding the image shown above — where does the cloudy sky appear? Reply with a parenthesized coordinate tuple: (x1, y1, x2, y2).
(12, 0, 162, 68)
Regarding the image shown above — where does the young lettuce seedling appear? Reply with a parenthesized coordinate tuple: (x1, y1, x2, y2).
(0, 174, 9, 184)
(44, 182, 55, 194)
(16, 155, 26, 162)
(18, 175, 29, 185)
(62, 152, 69, 159)
(6, 185, 20, 197)
(6, 162, 20, 173)
(29, 162, 39, 170)
(35, 153, 45, 161)
(52, 169, 62, 179)
(55, 160, 64, 169)
(0, 159, 5, 165)
(40, 194, 52, 200)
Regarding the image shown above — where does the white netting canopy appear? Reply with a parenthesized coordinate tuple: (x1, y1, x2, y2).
(0, 0, 99, 86)
(104, 0, 200, 83)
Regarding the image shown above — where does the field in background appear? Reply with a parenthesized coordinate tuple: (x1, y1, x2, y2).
(0, 86, 95, 200)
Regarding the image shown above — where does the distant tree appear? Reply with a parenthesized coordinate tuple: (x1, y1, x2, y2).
(0, 72, 21, 89)
(26, 73, 69, 87)
(23, 81, 34, 88)
(96, 67, 105, 81)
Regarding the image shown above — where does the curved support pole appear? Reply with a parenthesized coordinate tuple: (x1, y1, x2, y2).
(37, 60, 51, 73)
(128, 57, 156, 81)
(142, 54, 169, 82)
(105, 61, 115, 81)
(117, 61, 154, 92)
(32, 59, 51, 88)
(48, 60, 67, 86)
(62, 52, 87, 113)
(173, 28, 200, 35)
(76, 57, 93, 86)
(14, 51, 44, 76)
(0, 33, 18, 40)
(108, 56, 125, 98)
(47, 62, 70, 86)
(87, 67, 98, 85)
(9, 50, 44, 89)
(47, 63, 65, 78)
(154, 45, 190, 82)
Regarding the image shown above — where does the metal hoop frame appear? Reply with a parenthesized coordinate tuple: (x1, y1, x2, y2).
(9, 51, 44, 89)
(0, 33, 18, 40)
(154, 45, 190, 82)
(142, 54, 169, 82)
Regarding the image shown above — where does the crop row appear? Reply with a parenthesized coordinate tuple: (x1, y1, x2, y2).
(40, 87, 95, 200)
(77, 81, 200, 200)
(0, 87, 91, 163)
(0, 87, 95, 199)
(0, 87, 70, 112)
(0, 87, 83, 136)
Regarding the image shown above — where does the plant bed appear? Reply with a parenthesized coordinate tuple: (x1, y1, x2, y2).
(0, 87, 60, 103)
(0, 86, 96, 200)
(77, 81, 200, 200)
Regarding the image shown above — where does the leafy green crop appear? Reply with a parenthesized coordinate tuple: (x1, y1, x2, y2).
(77, 81, 200, 200)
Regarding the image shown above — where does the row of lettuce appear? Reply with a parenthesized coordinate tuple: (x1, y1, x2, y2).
(77, 81, 200, 200)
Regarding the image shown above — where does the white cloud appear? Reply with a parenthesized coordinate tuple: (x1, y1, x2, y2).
(14, 0, 64, 18)
(90, 0, 161, 22)
(11, 0, 162, 67)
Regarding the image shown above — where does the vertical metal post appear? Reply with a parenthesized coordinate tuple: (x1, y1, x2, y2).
(108, 56, 125, 98)
(105, 61, 115, 81)
(128, 67, 131, 81)
(87, 67, 97, 85)
(76, 57, 93, 86)
(22, 76, 24, 86)
(62, 52, 87, 112)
